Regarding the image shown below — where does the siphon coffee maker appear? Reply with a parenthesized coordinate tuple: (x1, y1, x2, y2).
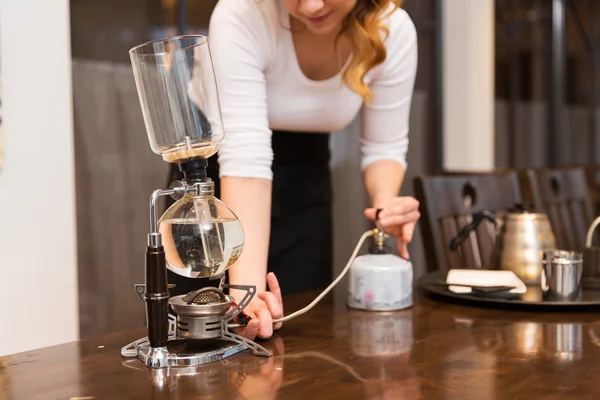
(120, 35, 270, 368)
(119, 35, 412, 370)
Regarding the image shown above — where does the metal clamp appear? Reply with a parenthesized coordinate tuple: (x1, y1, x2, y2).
(134, 283, 175, 303)
(135, 284, 145, 302)
(168, 180, 215, 200)
(222, 284, 255, 324)
(168, 180, 188, 201)
(148, 180, 216, 246)
(190, 181, 215, 196)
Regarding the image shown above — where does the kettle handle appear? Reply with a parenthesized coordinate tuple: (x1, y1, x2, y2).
(449, 211, 497, 251)
(586, 216, 600, 248)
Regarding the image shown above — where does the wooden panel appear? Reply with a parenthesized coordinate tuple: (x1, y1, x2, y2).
(455, 214, 478, 268)
(569, 200, 588, 250)
(545, 203, 566, 249)
(70, 0, 221, 63)
(475, 219, 496, 268)
(558, 202, 575, 250)
(70, 0, 149, 63)
(440, 216, 463, 271)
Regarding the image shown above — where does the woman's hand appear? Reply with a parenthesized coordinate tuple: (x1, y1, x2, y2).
(233, 272, 284, 340)
(364, 196, 420, 260)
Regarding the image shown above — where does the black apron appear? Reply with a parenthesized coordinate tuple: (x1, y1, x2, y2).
(164, 130, 333, 296)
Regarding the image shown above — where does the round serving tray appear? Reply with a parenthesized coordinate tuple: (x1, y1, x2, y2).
(418, 271, 600, 312)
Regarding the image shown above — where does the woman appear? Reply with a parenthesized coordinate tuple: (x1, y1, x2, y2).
(169, 0, 420, 340)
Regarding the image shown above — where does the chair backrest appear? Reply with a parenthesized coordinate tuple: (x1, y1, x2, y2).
(413, 172, 523, 273)
(520, 167, 594, 251)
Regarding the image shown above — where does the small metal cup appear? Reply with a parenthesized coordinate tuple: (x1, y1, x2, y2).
(541, 250, 583, 301)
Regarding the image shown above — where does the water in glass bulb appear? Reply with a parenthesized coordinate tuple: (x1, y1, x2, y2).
(159, 195, 244, 279)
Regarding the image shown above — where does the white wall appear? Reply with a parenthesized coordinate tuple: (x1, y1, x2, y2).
(0, 0, 78, 355)
(442, 0, 495, 171)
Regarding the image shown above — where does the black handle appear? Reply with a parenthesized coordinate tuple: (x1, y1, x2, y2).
(449, 211, 497, 252)
(145, 245, 169, 348)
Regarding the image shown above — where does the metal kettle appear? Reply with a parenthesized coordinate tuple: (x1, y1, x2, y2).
(450, 204, 556, 285)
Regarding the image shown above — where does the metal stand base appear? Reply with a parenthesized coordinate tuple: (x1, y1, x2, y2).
(121, 314, 271, 368)
(122, 338, 249, 368)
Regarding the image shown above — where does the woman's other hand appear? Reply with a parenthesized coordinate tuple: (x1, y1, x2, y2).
(233, 272, 284, 340)
(364, 196, 420, 260)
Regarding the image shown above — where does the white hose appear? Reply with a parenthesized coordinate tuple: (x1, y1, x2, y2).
(272, 229, 374, 323)
(226, 229, 374, 330)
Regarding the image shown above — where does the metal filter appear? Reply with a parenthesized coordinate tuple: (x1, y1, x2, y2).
(182, 291, 222, 304)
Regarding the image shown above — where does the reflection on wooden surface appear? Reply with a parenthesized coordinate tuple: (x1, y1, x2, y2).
(4, 289, 600, 399)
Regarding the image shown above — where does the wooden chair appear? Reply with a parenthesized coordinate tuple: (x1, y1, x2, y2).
(520, 167, 594, 251)
(413, 172, 523, 273)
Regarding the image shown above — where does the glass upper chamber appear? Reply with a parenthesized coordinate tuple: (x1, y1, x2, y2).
(159, 191, 244, 279)
(129, 35, 224, 163)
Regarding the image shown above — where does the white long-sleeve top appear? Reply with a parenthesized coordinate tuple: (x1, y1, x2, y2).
(207, 0, 418, 180)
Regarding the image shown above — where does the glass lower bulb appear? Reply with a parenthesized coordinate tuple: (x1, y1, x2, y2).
(158, 194, 244, 278)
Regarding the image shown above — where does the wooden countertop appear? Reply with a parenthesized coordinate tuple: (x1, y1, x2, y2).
(2, 288, 600, 399)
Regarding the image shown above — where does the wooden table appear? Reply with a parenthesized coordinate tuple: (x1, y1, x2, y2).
(2, 288, 600, 399)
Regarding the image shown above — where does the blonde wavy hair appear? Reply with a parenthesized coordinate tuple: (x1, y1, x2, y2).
(337, 0, 403, 104)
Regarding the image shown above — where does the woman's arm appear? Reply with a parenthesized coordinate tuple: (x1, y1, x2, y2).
(208, 0, 283, 339)
(221, 176, 272, 293)
(364, 160, 405, 208)
(364, 160, 420, 259)
(221, 176, 283, 339)
(360, 9, 419, 258)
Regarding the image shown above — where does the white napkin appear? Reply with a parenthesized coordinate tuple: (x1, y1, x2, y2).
(446, 269, 527, 294)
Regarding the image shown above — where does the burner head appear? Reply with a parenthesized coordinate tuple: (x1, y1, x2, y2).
(183, 291, 222, 304)
(183, 287, 227, 305)
(169, 286, 234, 318)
